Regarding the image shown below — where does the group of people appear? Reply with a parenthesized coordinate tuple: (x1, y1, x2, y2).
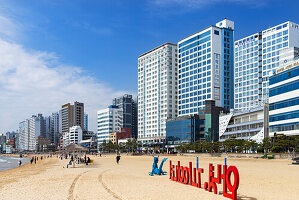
(30, 155, 48, 164)
(17, 154, 52, 167)
(62, 154, 92, 168)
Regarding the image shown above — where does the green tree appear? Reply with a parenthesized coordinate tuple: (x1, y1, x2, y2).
(262, 137, 272, 153)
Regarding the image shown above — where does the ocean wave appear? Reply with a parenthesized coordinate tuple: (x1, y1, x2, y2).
(0, 159, 7, 163)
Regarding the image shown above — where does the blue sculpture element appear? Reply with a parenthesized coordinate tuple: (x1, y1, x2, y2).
(149, 155, 168, 176)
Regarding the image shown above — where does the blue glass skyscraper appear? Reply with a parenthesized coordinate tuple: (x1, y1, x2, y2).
(178, 19, 234, 116)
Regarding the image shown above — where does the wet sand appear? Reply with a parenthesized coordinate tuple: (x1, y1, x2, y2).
(0, 155, 298, 200)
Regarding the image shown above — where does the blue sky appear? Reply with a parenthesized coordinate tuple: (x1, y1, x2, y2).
(4, 0, 299, 91)
(0, 0, 298, 132)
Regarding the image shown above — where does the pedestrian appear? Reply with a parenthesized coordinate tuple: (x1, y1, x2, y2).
(30, 158, 33, 164)
(116, 154, 121, 164)
(18, 160, 22, 167)
(34, 157, 36, 164)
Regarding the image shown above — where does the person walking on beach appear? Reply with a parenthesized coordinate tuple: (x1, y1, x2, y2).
(18, 160, 22, 167)
(116, 154, 121, 164)
(30, 158, 33, 164)
(34, 157, 36, 164)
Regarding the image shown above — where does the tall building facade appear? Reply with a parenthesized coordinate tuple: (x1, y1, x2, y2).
(61, 101, 84, 134)
(29, 114, 44, 150)
(269, 59, 299, 137)
(84, 113, 88, 131)
(112, 94, 138, 138)
(50, 112, 60, 145)
(18, 120, 30, 151)
(73, 101, 84, 130)
(138, 43, 178, 144)
(234, 21, 299, 111)
(178, 19, 234, 116)
(97, 105, 122, 146)
(44, 116, 51, 140)
(19, 114, 46, 151)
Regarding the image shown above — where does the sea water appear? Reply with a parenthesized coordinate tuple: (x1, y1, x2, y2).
(0, 156, 30, 171)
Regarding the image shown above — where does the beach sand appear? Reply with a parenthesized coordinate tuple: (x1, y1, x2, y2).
(0, 155, 298, 200)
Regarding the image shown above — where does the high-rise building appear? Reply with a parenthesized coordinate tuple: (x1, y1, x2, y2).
(73, 101, 84, 130)
(178, 19, 234, 116)
(50, 112, 60, 145)
(18, 120, 30, 151)
(84, 113, 88, 131)
(97, 105, 122, 146)
(61, 101, 84, 134)
(112, 94, 138, 138)
(19, 112, 59, 151)
(138, 43, 178, 144)
(234, 21, 299, 111)
(44, 116, 51, 140)
(29, 114, 46, 150)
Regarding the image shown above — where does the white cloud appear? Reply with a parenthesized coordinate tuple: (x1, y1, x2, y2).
(0, 14, 20, 41)
(0, 1, 134, 134)
(0, 39, 131, 133)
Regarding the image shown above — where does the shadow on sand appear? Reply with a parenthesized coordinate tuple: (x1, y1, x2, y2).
(237, 194, 257, 200)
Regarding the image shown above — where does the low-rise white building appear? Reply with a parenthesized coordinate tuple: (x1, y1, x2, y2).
(219, 107, 266, 143)
(63, 126, 82, 147)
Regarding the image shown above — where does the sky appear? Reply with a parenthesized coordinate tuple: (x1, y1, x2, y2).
(0, 0, 298, 133)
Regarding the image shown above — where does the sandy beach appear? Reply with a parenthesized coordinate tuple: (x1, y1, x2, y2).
(0, 154, 298, 200)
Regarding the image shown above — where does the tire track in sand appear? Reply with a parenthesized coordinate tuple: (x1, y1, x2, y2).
(98, 169, 122, 200)
(68, 170, 89, 200)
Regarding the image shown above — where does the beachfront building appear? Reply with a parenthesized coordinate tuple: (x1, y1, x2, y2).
(178, 19, 234, 117)
(18, 120, 30, 151)
(61, 101, 85, 134)
(166, 115, 204, 148)
(84, 113, 88, 131)
(62, 126, 83, 147)
(234, 21, 299, 111)
(112, 94, 138, 138)
(219, 107, 266, 143)
(97, 105, 122, 147)
(44, 116, 51, 140)
(109, 132, 117, 144)
(269, 59, 299, 137)
(50, 112, 60, 145)
(137, 43, 178, 145)
(29, 114, 45, 151)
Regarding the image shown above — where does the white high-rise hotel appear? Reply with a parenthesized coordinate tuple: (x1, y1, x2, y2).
(234, 21, 299, 111)
(138, 43, 178, 144)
